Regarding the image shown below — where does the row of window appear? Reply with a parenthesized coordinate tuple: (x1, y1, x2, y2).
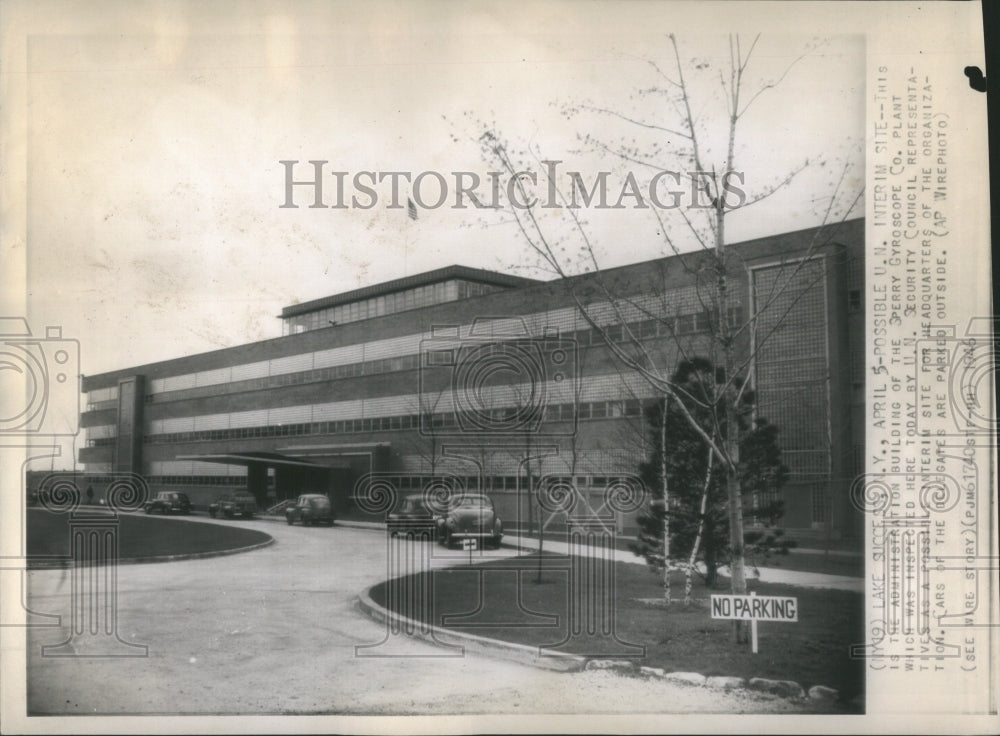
(140, 399, 647, 445)
(87, 399, 119, 412)
(32, 474, 122, 486)
(284, 280, 506, 334)
(146, 475, 248, 487)
(135, 354, 421, 406)
(371, 475, 637, 492)
(141, 474, 637, 493)
(558, 307, 742, 347)
(748, 490, 782, 510)
(137, 308, 741, 408)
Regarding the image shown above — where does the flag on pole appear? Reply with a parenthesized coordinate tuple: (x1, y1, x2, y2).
(407, 197, 418, 220)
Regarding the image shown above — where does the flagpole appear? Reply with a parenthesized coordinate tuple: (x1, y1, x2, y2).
(405, 195, 418, 276)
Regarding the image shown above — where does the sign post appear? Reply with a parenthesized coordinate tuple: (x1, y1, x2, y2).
(710, 592, 798, 654)
(463, 538, 476, 565)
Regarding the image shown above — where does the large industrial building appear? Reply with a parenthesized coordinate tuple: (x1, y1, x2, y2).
(79, 218, 864, 539)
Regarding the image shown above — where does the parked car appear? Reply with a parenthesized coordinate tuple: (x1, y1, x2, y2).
(386, 494, 437, 536)
(144, 491, 191, 515)
(437, 493, 503, 549)
(208, 491, 257, 519)
(285, 493, 335, 526)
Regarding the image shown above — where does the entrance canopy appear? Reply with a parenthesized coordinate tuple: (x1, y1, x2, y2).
(175, 445, 389, 506)
(175, 451, 353, 504)
(277, 441, 390, 459)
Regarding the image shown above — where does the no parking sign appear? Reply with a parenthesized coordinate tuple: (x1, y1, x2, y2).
(462, 538, 477, 564)
(710, 592, 798, 653)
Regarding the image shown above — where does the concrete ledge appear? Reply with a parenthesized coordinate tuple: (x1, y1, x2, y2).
(663, 671, 707, 686)
(747, 677, 807, 699)
(585, 659, 637, 674)
(356, 581, 587, 673)
(215, 512, 384, 532)
(27, 535, 275, 569)
(331, 519, 385, 531)
(809, 684, 841, 702)
(705, 675, 747, 690)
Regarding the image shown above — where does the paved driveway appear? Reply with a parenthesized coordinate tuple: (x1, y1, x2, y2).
(25, 516, 815, 716)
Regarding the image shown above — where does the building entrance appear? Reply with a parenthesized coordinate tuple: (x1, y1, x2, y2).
(176, 451, 350, 510)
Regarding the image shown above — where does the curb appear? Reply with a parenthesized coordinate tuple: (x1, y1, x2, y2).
(26, 535, 275, 569)
(347, 523, 858, 708)
(356, 581, 855, 708)
(235, 514, 384, 532)
(356, 567, 856, 710)
(356, 581, 587, 673)
(331, 519, 385, 531)
(584, 660, 851, 707)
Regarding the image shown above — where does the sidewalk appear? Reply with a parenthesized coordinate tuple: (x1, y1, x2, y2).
(502, 534, 863, 592)
(502, 525, 863, 558)
(790, 547, 863, 559)
(235, 514, 862, 557)
(275, 515, 863, 591)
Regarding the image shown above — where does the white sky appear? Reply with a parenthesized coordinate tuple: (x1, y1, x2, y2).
(6, 1, 865, 466)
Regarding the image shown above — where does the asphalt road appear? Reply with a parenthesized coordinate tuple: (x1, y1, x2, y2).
(25, 514, 817, 716)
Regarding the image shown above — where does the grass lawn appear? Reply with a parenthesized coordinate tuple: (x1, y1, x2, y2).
(372, 553, 864, 707)
(26, 508, 272, 563)
(756, 551, 863, 577)
(504, 528, 863, 578)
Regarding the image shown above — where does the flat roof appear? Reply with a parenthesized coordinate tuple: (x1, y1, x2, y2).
(281, 265, 542, 319)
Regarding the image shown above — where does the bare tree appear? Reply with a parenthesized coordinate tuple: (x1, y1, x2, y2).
(468, 34, 862, 643)
(685, 440, 715, 606)
(404, 391, 447, 478)
(504, 380, 547, 579)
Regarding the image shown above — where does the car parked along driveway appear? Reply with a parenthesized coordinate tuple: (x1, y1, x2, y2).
(284, 493, 335, 526)
(437, 493, 503, 549)
(209, 491, 257, 519)
(143, 491, 191, 515)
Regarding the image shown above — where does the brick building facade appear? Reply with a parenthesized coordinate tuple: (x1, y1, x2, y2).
(79, 218, 865, 539)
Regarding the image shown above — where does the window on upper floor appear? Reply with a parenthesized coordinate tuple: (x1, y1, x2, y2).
(848, 289, 862, 313)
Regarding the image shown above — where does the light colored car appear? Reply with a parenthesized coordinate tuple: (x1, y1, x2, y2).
(437, 493, 503, 549)
(285, 493, 335, 526)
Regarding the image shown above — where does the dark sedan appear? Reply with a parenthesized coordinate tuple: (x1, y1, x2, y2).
(437, 493, 503, 549)
(144, 491, 192, 515)
(209, 491, 257, 519)
(285, 493, 335, 526)
(386, 494, 437, 537)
